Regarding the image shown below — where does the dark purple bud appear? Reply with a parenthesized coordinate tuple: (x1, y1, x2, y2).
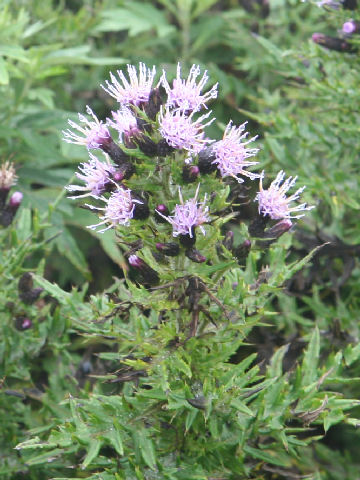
(136, 117, 152, 134)
(185, 248, 206, 263)
(264, 219, 293, 239)
(18, 272, 33, 293)
(15, 316, 32, 331)
(144, 87, 164, 120)
(182, 165, 200, 183)
(0, 191, 23, 227)
(312, 33, 353, 52)
(132, 193, 150, 220)
(112, 162, 136, 182)
(0, 187, 10, 207)
(233, 239, 251, 262)
(156, 242, 180, 257)
(198, 147, 217, 174)
(248, 214, 268, 238)
(157, 138, 175, 157)
(19, 287, 44, 305)
(128, 255, 159, 285)
(342, 20, 360, 34)
(155, 204, 169, 223)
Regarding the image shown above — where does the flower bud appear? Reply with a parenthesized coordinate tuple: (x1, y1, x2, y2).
(223, 231, 234, 251)
(15, 316, 32, 331)
(155, 242, 180, 257)
(128, 254, 159, 285)
(0, 191, 23, 227)
(233, 239, 251, 262)
(112, 161, 136, 182)
(19, 287, 43, 305)
(135, 134, 158, 157)
(155, 204, 170, 223)
(18, 273, 33, 293)
(9, 191, 23, 207)
(264, 219, 292, 239)
(198, 147, 217, 174)
(312, 33, 353, 52)
(185, 248, 206, 263)
(343, 0, 357, 10)
(182, 165, 200, 183)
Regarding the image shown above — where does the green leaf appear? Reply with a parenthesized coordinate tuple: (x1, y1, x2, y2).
(81, 439, 102, 469)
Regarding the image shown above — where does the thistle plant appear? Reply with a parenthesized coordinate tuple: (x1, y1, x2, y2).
(63, 62, 313, 298)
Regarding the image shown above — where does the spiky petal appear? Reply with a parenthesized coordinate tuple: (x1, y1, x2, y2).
(158, 107, 214, 161)
(157, 185, 210, 237)
(107, 107, 139, 142)
(66, 153, 115, 199)
(256, 171, 314, 220)
(212, 121, 260, 182)
(101, 63, 156, 107)
(63, 106, 111, 150)
(161, 63, 218, 112)
(86, 185, 142, 233)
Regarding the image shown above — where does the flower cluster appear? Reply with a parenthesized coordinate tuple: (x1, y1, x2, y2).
(64, 61, 314, 280)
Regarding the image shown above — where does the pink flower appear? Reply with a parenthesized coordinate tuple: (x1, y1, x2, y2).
(101, 63, 156, 107)
(158, 108, 214, 160)
(107, 107, 140, 144)
(86, 185, 142, 233)
(161, 63, 218, 112)
(212, 121, 260, 182)
(63, 106, 111, 150)
(157, 185, 210, 237)
(256, 171, 314, 220)
(66, 153, 115, 199)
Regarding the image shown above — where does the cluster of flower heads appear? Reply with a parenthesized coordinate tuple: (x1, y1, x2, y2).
(64, 62, 314, 270)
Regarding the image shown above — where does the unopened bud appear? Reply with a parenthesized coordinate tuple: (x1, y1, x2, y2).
(112, 162, 136, 182)
(0, 162, 17, 206)
(312, 33, 353, 52)
(185, 248, 206, 263)
(19, 287, 43, 305)
(15, 316, 32, 331)
(128, 254, 159, 286)
(135, 134, 158, 157)
(182, 165, 200, 183)
(155, 204, 169, 223)
(248, 215, 268, 238)
(198, 147, 217, 174)
(18, 272, 33, 293)
(233, 239, 251, 262)
(156, 242, 180, 257)
(9, 191, 23, 207)
(342, 19, 360, 34)
(265, 219, 292, 239)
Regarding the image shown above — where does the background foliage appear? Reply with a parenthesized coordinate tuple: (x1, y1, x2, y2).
(1, 0, 360, 479)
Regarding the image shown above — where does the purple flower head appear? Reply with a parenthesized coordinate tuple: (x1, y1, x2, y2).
(256, 171, 314, 220)
(66, 153, 115, 199)
(158, 107, 215, 161)
(157, 184, 210, 237)
(63, 106, 111, 150)
(101, 63, 156, 107)
(107, 107, 140, 143)
(0, 161, 17, 190)
(212, 121, 260, 182)
(86, 185, 142, 233)
(9, 191, 23, 207)
(161, 63, 218, 112)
